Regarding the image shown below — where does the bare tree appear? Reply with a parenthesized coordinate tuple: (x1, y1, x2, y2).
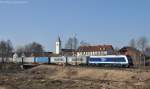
(114, 47, 120, 55)
(31, 42, 44, 52)
(137, 37, 149, 66)
(6, 40, 13, 61)
(72, 36, 78, 50)
(24, 42, 44, 53)
(137, 37, 148, 52)
(129, 39, 136, 48)
(65, 38, 73, 49)
(15, 42, 44, 57)
(65, 36, 78, 50)
(0, 41, 7, 63)
(15, 46, 25, 57)
(0, 40, 13, 63)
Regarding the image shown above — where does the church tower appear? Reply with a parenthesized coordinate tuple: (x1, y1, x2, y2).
(56, 36, 61, 54)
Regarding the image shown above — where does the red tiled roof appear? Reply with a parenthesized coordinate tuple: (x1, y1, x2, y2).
(77, 45, 114, 52)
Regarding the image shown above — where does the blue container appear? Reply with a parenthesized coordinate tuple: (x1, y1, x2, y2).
(35, 57, 49, 63)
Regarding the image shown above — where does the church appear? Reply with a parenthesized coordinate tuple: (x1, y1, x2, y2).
(55, 36, 76, 56)
(55, 36, 114, 56)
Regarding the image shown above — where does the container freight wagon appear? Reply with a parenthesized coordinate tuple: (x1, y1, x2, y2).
(34, 57, 49, 64)
(67, 56, 87, 65)
(24, 57, 34, 63)
(88, 55, 132, 67)
(50, 56, 66, 65)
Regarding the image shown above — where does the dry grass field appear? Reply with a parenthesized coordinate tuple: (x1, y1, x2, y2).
(0, 64, 150, 89)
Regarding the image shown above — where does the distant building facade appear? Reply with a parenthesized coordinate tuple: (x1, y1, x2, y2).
(31, 52, 53, 57)
(145, 48, 150, 57)
(77, 45, 114, 56)
(61, 49, 76, 56)
(119, 46, 142, 66)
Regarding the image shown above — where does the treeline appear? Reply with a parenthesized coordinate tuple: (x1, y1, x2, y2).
(129, 37, 149, 53)
(16, 42, 44, 57)
(129, 36, 150, 58)
(65, 36, 90, 50)
(129, 37, 150, 66)
(0, 40, 13, 63)
(0, 40, 44, 63)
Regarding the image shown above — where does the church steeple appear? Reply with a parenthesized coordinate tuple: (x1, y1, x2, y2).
(56, 36, 61, 54)
(57, 36, 61, 43)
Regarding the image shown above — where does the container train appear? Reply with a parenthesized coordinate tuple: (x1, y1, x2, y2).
(27, 55, 133, 68)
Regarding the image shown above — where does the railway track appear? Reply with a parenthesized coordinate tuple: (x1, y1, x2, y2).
(60, 64, 150, 72)
(22, 63, 150, 72)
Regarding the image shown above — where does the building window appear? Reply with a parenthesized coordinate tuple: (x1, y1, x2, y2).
(103, 48, 106, 50)
(100, 48, 102, 50)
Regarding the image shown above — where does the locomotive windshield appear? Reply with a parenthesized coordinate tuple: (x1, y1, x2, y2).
(126, 56, 134, 66)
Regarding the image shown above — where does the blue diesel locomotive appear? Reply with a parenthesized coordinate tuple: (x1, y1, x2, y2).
(88, 55, 133, 67)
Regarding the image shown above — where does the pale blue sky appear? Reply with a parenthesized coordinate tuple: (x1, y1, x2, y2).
(0, 0, 150, 51)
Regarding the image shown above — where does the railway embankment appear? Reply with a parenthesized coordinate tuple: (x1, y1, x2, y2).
(0, 65, 150, 89)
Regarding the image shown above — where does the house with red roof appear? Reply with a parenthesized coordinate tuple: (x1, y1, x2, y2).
(77, 45, 114, 56)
